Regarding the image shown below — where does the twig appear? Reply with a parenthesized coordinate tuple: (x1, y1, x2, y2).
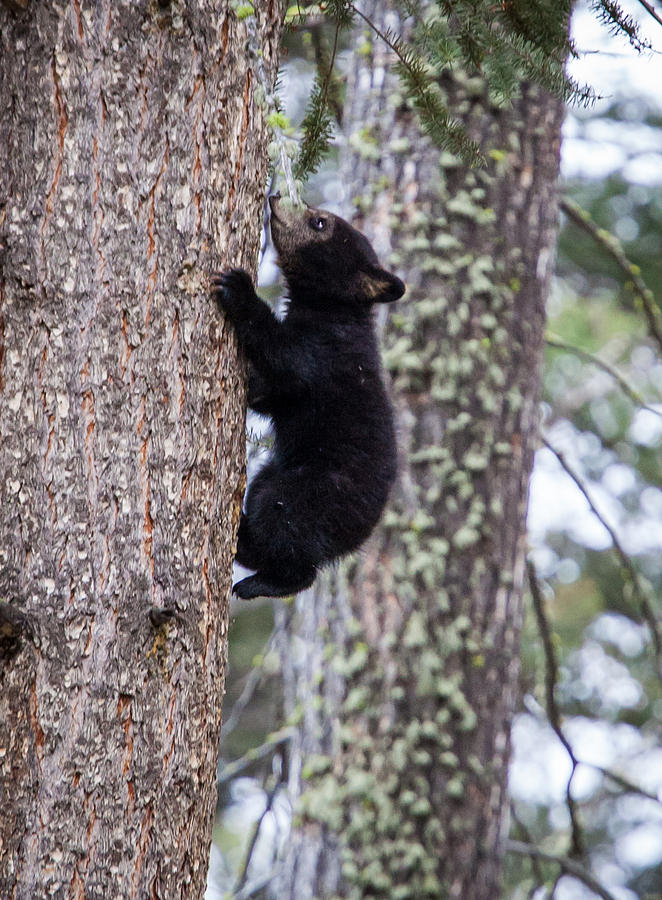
(243, 8, 300, 203)
(233, 773, 281, 897)
(510, 804, 548, 895)
(593, 764, 661, 803)
(221, 607, 292, 741)
(545, 333, 662, 418)
(541, 435, 662, 674)
(221, 625, 280, 739)
(528, 562, 585, 858)
(217, 727, 294, 786)
(550, 871, 563, 899)
(316, 18, 342, 119)
(294, 18, 342, 180)
(635, 0, 662, 30)
(506, 841, 619, 900)
(349, 3, 482, 163)
(231, 869, 279, 900)
(560, 198, 662, 354)
(525, 700, 662, 804)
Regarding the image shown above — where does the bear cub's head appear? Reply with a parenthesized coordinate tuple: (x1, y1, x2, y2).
(269, 194, 405, 310)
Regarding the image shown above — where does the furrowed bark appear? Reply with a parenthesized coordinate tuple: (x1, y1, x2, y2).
(0, 2, 283, 897)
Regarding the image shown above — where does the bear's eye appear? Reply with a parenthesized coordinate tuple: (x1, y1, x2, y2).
(310, 216, 326, 231)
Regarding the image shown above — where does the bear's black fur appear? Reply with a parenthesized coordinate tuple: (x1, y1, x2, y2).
(213, 195, 405, 599)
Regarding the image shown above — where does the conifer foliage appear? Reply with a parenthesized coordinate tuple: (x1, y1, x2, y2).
(285, 0, 654, 182)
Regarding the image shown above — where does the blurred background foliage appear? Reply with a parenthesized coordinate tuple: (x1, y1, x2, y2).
(208, 3, 662, 898)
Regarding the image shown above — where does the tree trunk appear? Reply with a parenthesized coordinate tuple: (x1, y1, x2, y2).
(278, 5, 564, 899)
(0, 2, 282, 897)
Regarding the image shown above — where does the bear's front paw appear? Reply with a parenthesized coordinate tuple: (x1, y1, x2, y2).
(212, 268, 257, 320)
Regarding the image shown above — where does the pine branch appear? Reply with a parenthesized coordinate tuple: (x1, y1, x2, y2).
(322, 0, 354, 27)
(436, 0, 595, 107)
(289, 2, 603, 181)
(351, 3, 483, 165)
(413, 14, 463, 71)
(561, 198, 662, 355)
(438, 0, 493, 69)
(497, 0, 575, 58)
(590, 0, 653, 52)
(487, 30, 596, 107)
(293, 20, 341, 181)
(545, 333, 662, 418)
(311, 18, 344, 122)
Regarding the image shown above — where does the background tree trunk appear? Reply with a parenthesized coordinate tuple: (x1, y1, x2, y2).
(0, 2, 282, 897)
(278, 4, 564, 898)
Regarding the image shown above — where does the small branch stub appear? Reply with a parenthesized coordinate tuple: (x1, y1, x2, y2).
(0, 601, 34, 661)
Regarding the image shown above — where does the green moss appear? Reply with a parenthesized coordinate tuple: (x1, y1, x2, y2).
(233, 1, 254, 19)
(266, 110, 291, 130)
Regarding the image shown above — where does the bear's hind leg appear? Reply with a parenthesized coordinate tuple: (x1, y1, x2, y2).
(234, 513, 261, 571)
(233, 565, 317, 600)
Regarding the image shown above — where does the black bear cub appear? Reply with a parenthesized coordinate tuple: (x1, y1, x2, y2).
(213, 194, 405, 599)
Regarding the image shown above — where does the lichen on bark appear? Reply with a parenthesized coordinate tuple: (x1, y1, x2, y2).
(278, 4, 565, 899)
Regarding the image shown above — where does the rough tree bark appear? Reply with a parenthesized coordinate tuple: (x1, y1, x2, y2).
(0, 2, 282, 897)
(278, 5, 565, 899)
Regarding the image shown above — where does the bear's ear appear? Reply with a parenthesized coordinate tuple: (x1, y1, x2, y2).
(359, 266, 405, 304)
